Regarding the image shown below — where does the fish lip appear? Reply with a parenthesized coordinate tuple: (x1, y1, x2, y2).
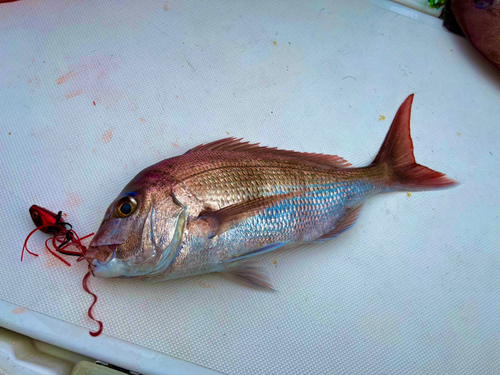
(92, 252, 115, 268)
(86, 244, 119, 264)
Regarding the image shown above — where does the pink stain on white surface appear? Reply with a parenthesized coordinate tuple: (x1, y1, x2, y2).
(102, 128, 113, 143)
(66, 192, 84, 208)
(56, 55, 130, 109)
(171, 138, 180, 148)
(27, 76, 41, 94)
(0, 1, 184, 34)
(64, 89, 83, 100)
(127, 100, 139, 112)
(27, 76, 41, 88)
(149, 147, 164, 160)
(12, 307, 26, 315)
(155, 123, 165, 134)
(44, 255, 58, 269)
(57, 71, 78, 85)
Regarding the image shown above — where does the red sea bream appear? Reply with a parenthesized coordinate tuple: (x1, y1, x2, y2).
(86, 95, 456, 288)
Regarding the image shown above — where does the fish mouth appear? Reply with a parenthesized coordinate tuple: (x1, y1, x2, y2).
(86, 244, 118, 264)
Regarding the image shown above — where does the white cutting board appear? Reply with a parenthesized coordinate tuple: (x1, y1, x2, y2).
(1, 0, 499, 374)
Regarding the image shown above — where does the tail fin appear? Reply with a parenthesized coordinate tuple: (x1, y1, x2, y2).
(373, 94, 456, 191)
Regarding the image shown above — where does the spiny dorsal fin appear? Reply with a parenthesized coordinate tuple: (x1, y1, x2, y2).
(198, 191, 301, 238)
(316, 204, 363, 241)
(185, 137, 352, 168)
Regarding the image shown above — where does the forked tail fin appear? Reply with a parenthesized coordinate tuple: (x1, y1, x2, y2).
(373, 94, 456, 191)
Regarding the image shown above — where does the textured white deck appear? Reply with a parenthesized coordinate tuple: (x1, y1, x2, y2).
(1, 0, 499, 374)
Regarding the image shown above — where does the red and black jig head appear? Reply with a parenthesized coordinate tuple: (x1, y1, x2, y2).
(22, 205, 94, 266)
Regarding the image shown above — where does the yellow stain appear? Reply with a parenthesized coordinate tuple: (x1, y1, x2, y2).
(457, 132, 461, 136)
(273, 259, 277, 265)
(378, 115, 386, 121)
(226, 131, 230, 135)
(406, 192, 412, 197)
(273, 41, 277, 46)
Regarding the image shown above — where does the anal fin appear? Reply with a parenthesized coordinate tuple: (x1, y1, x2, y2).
(316, 204, 363, 242)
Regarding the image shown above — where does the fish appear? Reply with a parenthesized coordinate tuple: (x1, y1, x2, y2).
(451, 0, 500, 72)
(86, 95, 456, 289)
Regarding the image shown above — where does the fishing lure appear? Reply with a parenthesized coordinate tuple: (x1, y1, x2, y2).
(22, 205, 93, 265)
(82, 271, 103, 337)
(22, 205, 103, 336)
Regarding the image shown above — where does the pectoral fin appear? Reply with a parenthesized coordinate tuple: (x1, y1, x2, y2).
(225, 241, 289, 263)
(198, 192, 301, 238)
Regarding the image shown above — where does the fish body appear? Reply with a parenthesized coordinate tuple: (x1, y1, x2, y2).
(124, 151, 383, 281)
(452, 0, 500, 72)
(87, 95, 456, 288)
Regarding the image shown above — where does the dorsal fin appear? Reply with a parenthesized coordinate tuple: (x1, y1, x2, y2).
(185, 137, 352, 168)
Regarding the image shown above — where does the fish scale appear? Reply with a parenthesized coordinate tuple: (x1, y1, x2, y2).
(163, 165, 384, 280)
(87, 95, 456, 289)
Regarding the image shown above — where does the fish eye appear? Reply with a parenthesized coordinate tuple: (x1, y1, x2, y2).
(116, 197, 137, 218)
(32, 211, 39, 219)
(474, 0, 492, 8)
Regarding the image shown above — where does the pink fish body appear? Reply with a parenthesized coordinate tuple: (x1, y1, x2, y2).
(452, 0, 500, 71)
(87, 95, 456, 288)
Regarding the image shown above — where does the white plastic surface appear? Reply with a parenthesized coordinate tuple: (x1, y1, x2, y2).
(0, 301, 220, 375)
(371, 0, 444, 26)
(1, 1, 499, 374)
(390, 0, 443, 18)
(0, 326, 92, 375)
